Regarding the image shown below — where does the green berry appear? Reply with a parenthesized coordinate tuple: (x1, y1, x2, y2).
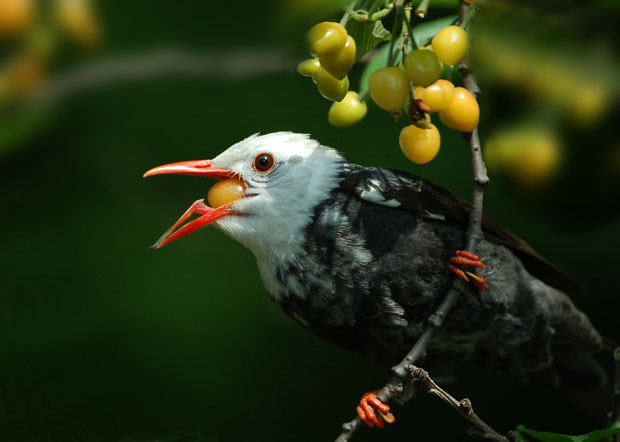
(306, 22, 347, 57)
(368, 67, 410, 112)
(328, 91, 367, 127)
(404, 49, 442, 87)
(297, 58, 321, 77)
(314, 68, 349, 102)
(319, 35, 356, 80)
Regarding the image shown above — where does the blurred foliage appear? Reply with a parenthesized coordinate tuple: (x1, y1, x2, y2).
(0, 0, 618, 442)
(514, 422, 620, 442)
(0, 0, 100, 158)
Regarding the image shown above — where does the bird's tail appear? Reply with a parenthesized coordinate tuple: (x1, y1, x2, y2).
(537, 338, 618, 426)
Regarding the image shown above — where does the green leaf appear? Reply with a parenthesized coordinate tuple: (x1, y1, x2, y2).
(515, 425, 585, 442)
(345, 19, 391, 63)
(413, 15, 457, 48)
(514, 423, 620, 442)
(582, 422, 620, 442)
(513, 429, 532, 442)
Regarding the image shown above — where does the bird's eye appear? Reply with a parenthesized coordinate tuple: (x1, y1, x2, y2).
(253, 153, 275, 173)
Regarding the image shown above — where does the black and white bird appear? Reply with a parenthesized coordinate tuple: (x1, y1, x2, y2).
(144, 132, 610, 428)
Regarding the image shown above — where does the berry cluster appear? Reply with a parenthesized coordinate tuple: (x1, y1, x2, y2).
(297, 21, 368, 127)
(298, 18, 480, 168)
(369, 25, 478, 165)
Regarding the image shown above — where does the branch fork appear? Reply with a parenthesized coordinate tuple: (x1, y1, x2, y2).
(410, 366, 510, 442)
(334, 1, 499, 441)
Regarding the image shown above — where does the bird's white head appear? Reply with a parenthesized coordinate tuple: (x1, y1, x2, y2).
(144, 132, 344, 262)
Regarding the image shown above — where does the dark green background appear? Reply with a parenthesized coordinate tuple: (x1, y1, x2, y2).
(1, 1, 618, 441)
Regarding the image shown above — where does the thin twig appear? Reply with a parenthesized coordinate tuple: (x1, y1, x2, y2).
(410, 366, 510, 442)
(612, 347, 620, 442)
(334, 1, 489, 441)
(28, 47, 294, 107)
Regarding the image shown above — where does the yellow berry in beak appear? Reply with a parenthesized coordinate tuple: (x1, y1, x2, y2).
(207, 178, 246, 208)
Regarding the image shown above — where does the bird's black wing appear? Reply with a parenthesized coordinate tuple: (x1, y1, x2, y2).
(339, 163, 587, 296)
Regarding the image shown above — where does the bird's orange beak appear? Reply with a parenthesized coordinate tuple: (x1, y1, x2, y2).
(143, 159, 233, 180)
(143, 159, 239, 248)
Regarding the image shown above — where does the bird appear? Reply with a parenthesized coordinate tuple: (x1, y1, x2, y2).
(143, 131, 611, 429)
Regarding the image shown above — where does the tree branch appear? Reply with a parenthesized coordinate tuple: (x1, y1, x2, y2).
(334, 1, 491, 441)
(612, 347, 620, 442)
(410, 366, 510, 442)
(28, 47, 293, 107)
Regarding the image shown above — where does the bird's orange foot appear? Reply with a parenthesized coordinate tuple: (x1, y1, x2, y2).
(355, 390, 395, 429)
(449, 250, 488, 290)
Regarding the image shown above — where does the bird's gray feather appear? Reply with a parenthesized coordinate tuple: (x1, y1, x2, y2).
(269, 164, 603, 382)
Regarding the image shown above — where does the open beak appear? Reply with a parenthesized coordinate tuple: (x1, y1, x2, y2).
(143, 159, 240, 248)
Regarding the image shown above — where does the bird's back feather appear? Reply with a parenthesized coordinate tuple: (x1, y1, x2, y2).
(339, 164, 587, 297)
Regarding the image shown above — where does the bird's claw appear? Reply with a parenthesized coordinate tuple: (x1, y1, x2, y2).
(449, 250, 486, 268)
(449, 250, 488, 290)
(356, 390, 395, 429)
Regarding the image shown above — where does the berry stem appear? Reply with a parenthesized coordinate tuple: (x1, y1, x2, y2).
(369, 6, 395, 21)
(368, 0, 384, 14)
(344, 0, 395, 22)
(387, 2, 405, 66)
(398, 8, 419, 126)
(340, 0, 364, 25)
(368, 0, 395, 20)
(458, 4, 477, 30)
(415, 0, 431, 18)
(397, 3, 416, 50)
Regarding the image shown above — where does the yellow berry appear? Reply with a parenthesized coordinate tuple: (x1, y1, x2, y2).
(438, 87, 479, 132)
(431, 25, 469, 66)
(399, 123, 441, 165)
(319, 35, 356, 80)
(413, 79, 455, 113)
(297, 58, 321, 77)
(328, 91, 367, 127)
(208, 179, 246, 208)
(314, 68, 349, 102)
(54, 0, 101, 48)
(485, 126, 561, 188)
(306, 22, 347, 57)
(570, 82, 607, 125)
(369, 67, 410, 112)
(404, 49, 442, 87)
(0, 0, 33, 35)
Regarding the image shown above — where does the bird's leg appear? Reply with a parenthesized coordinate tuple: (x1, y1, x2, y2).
(355, 390, 395, 429)
(449, 250, 488, 290)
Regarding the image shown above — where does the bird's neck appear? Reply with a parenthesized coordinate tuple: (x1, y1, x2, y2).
(218, 160, 347, 300)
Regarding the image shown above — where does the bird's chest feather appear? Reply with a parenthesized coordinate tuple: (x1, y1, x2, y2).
(256, 193, 469, 363)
